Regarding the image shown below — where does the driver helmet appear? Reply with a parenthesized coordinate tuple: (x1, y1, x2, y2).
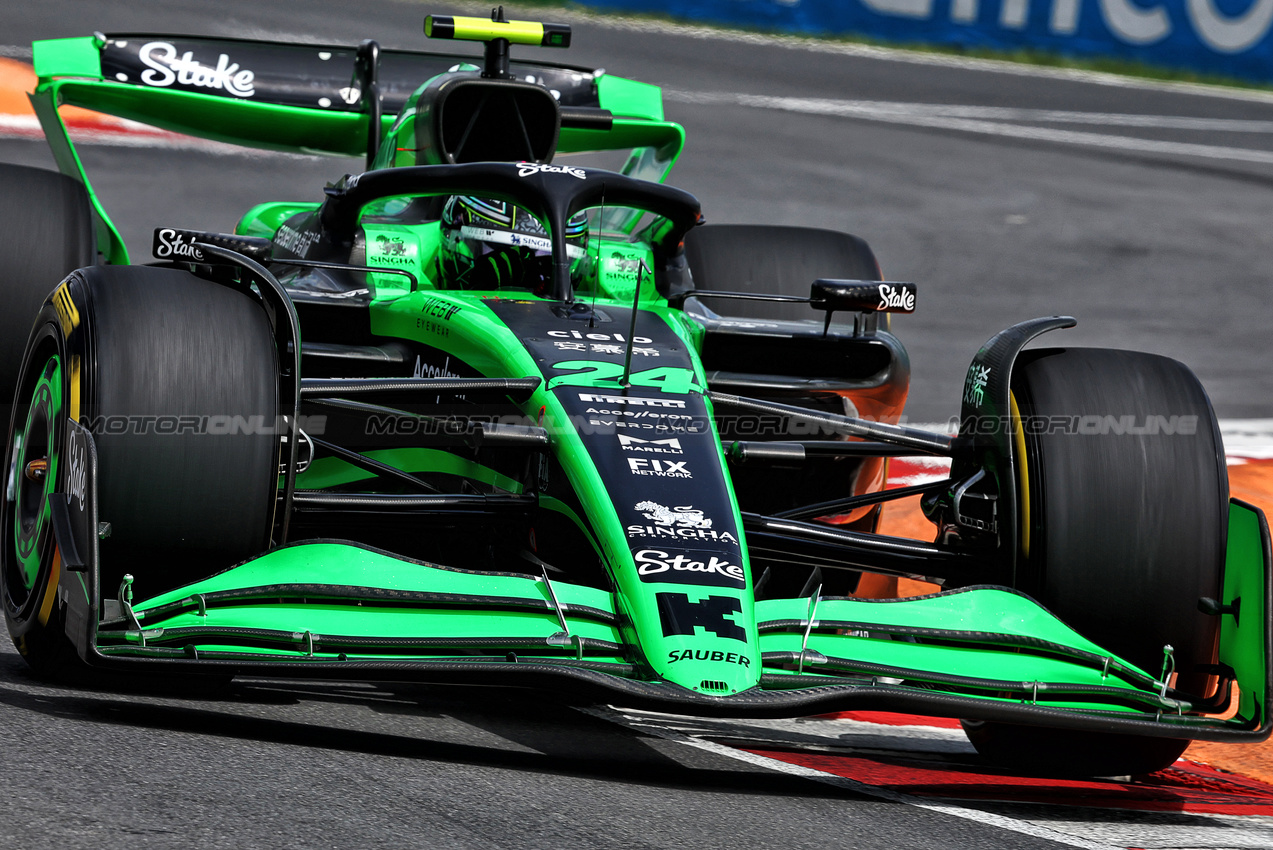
(439, 196, 590, 293)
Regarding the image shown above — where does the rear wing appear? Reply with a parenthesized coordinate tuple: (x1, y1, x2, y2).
(30, 34, 686, 263)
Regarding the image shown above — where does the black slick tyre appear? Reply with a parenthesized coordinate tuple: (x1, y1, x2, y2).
(683, 224, 880, 322)
(684, 224, 897, 595)
(3, 265, 279, 675)
(963, 347, 1227, 776)
(0, 164, 95, 407)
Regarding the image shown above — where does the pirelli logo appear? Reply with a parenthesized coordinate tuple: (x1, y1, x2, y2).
(53, 283, 79, 335)
(578, 393, 685, 408)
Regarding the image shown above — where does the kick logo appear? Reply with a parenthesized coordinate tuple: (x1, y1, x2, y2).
(656, 592, 747, 642)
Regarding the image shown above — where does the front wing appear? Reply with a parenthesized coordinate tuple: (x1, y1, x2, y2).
(54, 421, 1272, 740)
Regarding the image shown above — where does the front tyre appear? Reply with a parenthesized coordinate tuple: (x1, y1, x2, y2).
(3, 266, 279, 675)
(964, 347, 1227, 776)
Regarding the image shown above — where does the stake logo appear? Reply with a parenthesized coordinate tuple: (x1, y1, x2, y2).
(876, 283, 916, 312)
(636, 549, 745, 587)
(67, 428, 87, 512)
(656, 592, 747, 641)
(138, 41, 256, 98)
(153, 228, 206, 262)
(516, 162, 586, 179)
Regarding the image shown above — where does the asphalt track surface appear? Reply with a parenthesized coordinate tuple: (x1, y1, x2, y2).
(3, 1, 1273, 848)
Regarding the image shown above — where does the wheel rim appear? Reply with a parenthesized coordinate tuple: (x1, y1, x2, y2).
(9, 354, 62, 599)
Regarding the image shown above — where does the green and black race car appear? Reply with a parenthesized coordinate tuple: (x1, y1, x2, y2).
(2, 12, 1269, 777)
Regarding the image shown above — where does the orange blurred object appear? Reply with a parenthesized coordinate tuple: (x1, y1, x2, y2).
(0, 57, 140, 130)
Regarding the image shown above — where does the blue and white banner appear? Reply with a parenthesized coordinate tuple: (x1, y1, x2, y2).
(580, 0, 1273, 83)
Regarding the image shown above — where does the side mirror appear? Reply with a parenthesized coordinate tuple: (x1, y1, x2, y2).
(809, 279, 916, 333)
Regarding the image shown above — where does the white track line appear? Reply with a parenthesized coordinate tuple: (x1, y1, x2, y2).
(666, 90, 1273, 165)
(12, 2, 1273, 106)
(719, 101, 1273, 133)
(904, 420, 1273, 460)
(582, 705, 1116, 849)
(1222, 420, 1273, 461)
(439, 1, 1273, 105)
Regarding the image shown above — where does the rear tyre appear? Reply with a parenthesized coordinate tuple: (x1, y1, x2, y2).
(685, 225, 896, 594)
(0, 164, 95, 406)
(3, 266, 279, 675)
(964, 347, 1226, 776)
(683, 224, 880, 322)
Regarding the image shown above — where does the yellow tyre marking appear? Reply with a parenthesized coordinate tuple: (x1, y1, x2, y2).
(36, 548, 61, 627)
(52, 282, 80, 335)
(69, 354, 81, 422)
(1010, 392, 1030, 559)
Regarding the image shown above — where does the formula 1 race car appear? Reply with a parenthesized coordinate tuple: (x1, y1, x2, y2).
(3, 13, 1269, 777)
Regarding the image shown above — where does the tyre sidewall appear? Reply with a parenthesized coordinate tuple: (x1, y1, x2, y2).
(2, 310, 75, 655)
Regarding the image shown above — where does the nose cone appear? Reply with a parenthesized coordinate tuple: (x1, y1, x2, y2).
(641, 588, 760, 695)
